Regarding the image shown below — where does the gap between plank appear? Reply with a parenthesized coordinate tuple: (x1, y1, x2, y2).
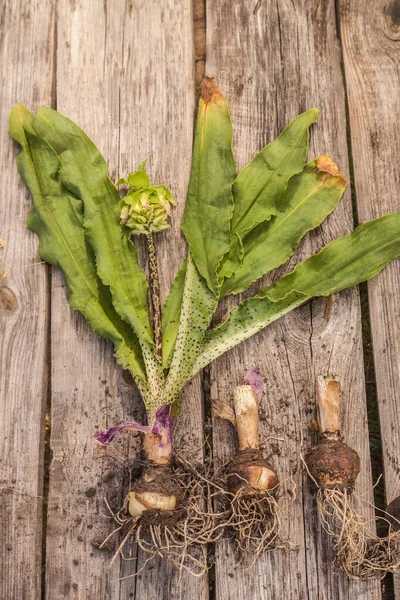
(193, 0, 206, 95)
(41, 2, 57, 597)
(193, 0, 213, 597)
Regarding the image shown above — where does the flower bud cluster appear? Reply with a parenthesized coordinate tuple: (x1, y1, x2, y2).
(117, 162, 175, 235)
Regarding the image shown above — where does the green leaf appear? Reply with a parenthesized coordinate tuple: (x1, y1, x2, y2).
(191, 213, 400, 376)
(266, 212, 400, 302)
(163, 253, 217, 403)
(31, 107, 153, 346)
(161, 259, 187, 370)
(217, 232, 244, 282)
(192, 291, 306, 375)
(181, 78, 236, 294)
(229, 108, 319, 239)
(137, 159, 148, 172)
(9, 104, 149, 397)
(128, 169, 149, 189)
(221, 156, 347, 295)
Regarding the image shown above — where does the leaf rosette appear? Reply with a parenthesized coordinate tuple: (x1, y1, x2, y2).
(9, 78, 400, 420)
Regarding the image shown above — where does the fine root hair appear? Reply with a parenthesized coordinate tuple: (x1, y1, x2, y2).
(210, 467, 297, 567)
(316, 487, 400, 579)
(101, 454, 227, 578)
(227, 485, 283, 566)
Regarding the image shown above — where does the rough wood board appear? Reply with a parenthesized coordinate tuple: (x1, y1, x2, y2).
(194, 0, 206, 93)
(338, 0, 400, 595)
(118, 1, 207, 597)
(0, 1, 54, 599)
(44, 3, 141, 597)
(44, 0, 207, 598)
(206, 1, 380, 598)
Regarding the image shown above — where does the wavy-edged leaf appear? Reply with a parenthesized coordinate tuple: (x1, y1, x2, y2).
(218, 109, 319, 284)
(230, 108, 319, 239)
(217, 231, 244, 282)
(31, 107, 153, 345)
(9, 104, 149, 397)
(221, 156, 347, 295)
(181, 78, 236, 294)
(161, 258, 187, 369)
(163, 253, 217, 403)
(191, 213, 400, 376)
(266, 212, 400, 302)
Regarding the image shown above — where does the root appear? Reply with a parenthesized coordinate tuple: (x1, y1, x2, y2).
(227, 485, 283, 566)
(316, 487, 400, 579)
(102, 454, 226, 577)
(304, 376, 400, 579)
(210, 467, 297, 567)
(99, 435, 292, 575)
(316, 487, 379, 579)
(382, 530, 400, 575)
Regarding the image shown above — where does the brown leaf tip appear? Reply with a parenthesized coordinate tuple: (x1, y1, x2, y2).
(200, 76, 221, 103)
(316, 155, 347, 186)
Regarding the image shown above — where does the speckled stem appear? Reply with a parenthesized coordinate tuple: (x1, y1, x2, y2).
(146, 232, 162, 363)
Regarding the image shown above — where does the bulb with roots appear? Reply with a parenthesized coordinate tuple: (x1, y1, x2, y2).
(304, 375, 398, 580)
(128, 413, 181, 518)
(94, 404, 219, 575)
(215, 371, 282, 563)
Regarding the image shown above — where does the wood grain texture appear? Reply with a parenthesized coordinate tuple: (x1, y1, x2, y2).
(0, 1, 54, 598)
(194, 0, 206, 93)
(45, 0, 207, 598)
(45, 4, 144, 596)
(206, 1, 380, 598)
(338, 0, 400, 595)
(118, 2, 207, 598)
(4, 0, 398, 597)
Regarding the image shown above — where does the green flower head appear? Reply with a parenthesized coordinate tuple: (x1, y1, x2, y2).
(117, 161, 175, 235)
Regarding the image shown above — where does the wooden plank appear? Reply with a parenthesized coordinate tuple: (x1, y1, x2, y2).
(194, 0, 206, 93)
(118, 2, 208, 598)
(0, 1, 54, 599)
(44, 3, 142, 597)
(338, 0, 400, 595)
(45, 0, 207, 598)
(206, 1, 381, 598)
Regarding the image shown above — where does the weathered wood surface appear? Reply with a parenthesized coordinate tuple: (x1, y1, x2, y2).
(43, 0, 206, 599)
(338, 0, 400, 596)
(2, 0, 400, 598)
(45, 1, 139, 595)
(0, 1, 54, 599)
(207, 1, 380, 598)
(118, 1, 207, 598)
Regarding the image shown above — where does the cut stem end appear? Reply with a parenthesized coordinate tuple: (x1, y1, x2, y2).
(233, 384, 260, 451)
(316, 375, 341, 437)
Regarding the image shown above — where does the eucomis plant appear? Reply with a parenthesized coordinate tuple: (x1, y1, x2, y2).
(214, 370, 282, 563)
(305, 376, 400, 580)
(9, 77, 400, 569)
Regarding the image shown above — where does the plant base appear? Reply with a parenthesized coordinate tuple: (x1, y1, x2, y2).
(103, 456, 225, 576)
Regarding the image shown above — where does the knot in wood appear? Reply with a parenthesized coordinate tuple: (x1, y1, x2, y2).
(385, 0, 400, 41)
(0, 286, 18, 315)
